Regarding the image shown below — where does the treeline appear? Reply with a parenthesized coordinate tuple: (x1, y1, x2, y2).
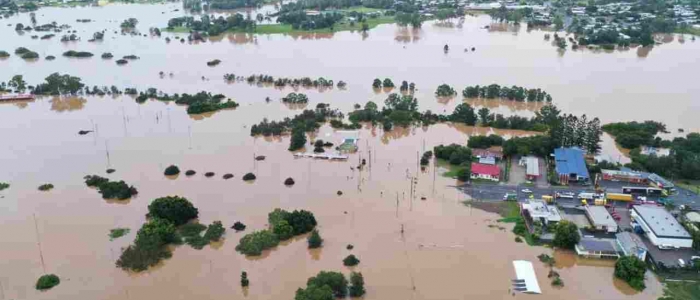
(250, 104, 344, 136)
(434, 144, 472, 181)
(167, 14, 255, 35)
(3, 73, 238, 115)
(278, 11, 344, 31)
(601, 121, 667, 149)
(462, 84, 552, 102)
(224, 73, 345, 89)
(489, 6, 535, 24)
(208, 0, 262, 10)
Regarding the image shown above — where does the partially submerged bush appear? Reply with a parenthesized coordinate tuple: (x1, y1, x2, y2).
(109, 228, 130, 240)
(123, 55, 139, 60)
(307, 229, 323, 249)
(116, 218, 177, 271)
(147, 196, 198, 226)
(84, 175, 137, 200)
(38, 183, 54, 191)
(183, 221, 226, 249)
(116, 59, 128, 65)
(242, 173, 256, 181)
(235, 229, 280, 256)
(0, 182, 9, 191)
(284, 177, 295, 185)
(185, 170, 196, 176)
(343, 254, 360, 266)
(164, 165, 180, 176)
(101, 52, 113, 59)
(63, 50, 94, 58)
(204, 172, 215, 177)
(223, 173, 233, 179)
(232, 221, 246, 231)
(45, 55, 56, 60)
(106, 168, 116, 174)
(0, 51, 10, 58)
(99, 181, 138, 199)
(36, 274, 60, 290)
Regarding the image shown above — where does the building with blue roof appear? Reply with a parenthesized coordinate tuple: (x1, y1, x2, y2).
(554, 147, 590, 185)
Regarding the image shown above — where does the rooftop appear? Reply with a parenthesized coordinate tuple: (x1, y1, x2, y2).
(585, 206, 618, 228)
(522, 200, 562, 223)
(471, 163, 500, 177)
(685, 211, 700, 224)
(524, 156, 539, 177)
(512, 260, 541, 294)
(554, 147, 590, 179)
(616, 232, 647, 256)
(633, 205, 691, 239)
(577, 237, 619, 254)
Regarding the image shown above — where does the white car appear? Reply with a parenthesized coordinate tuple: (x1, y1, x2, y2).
(521, 189, 533, 193)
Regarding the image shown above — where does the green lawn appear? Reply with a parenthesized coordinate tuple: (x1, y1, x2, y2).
(674, 180, 700, 194)
(659, 281, 700, 300)
(338, 6, 384, 13)
(164, 16, 396, 35)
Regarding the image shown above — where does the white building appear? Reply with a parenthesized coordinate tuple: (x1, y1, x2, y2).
(585, 205, 618, 233)
(640, 146, 670, 157)
(522, 199, 561, 226)
(631, 205, 693, 249)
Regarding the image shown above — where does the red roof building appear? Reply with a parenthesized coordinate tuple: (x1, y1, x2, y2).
(471, 163, 501, 181)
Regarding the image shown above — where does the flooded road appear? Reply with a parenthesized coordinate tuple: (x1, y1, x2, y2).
(0, 2, 691, 299)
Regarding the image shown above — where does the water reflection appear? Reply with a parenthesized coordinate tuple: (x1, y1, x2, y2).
(394, 27, 421, 43)
(50, 96, 86, 112)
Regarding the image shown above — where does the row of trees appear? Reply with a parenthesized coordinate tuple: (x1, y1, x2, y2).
(278, 11, 344, 31)
(167, 14, 256, 35)
(225, 74, 341, 90)
(462, 84, 553, 102)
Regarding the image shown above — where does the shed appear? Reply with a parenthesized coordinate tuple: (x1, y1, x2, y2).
(575, 237, 620, 258)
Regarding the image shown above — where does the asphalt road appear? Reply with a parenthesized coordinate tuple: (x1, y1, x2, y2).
(457, 183, 700, 210)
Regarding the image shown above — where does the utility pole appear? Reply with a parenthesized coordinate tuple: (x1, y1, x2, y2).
(33, 213, 46, 273)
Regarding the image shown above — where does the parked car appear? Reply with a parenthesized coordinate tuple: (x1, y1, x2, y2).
(521, 189, 533, 194)
(556, 192, 574, 199)
(678, 259, 686, 268)
(658, 244, 675, 250)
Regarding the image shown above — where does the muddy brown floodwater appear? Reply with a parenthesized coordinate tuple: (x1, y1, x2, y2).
(0, 2, 692, 300)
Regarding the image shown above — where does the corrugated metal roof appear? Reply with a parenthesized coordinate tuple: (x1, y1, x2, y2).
(512, 261, 541, 294)
(585, 206, 618, 229)
(633, 205, 691, 239)
(554, 147, 590, 179)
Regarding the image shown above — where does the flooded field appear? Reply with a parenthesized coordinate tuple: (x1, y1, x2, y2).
(0, 2, 695, 300)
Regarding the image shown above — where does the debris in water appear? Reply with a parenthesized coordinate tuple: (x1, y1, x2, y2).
(106, 169, 115, 174)
(255, 156, 266, 161)
(337, 191, 343, 196)
(204, 172, 215, 177)
(223, 173, 234, 179)
(185, 170, 196, 176)
(284, 177, 295, 185)
(242, 173, 256, 181)
(78, 130, 93, 135)
(346, 244, 354, 250)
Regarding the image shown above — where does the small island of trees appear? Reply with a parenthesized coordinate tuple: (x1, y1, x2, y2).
(63, 50, 94, 58)
(282, 92, 309, 104)
(84, 175, 138, 200)
(462, 84, 552, 102)
(295, 271, 366, 300)
(235, 208, 317, 256)
(435, 84, 457, 97)
(36, 274, 60, 290)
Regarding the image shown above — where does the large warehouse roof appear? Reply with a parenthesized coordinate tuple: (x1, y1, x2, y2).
(633, 205, 691, 239)
(554, 147, 590, 179)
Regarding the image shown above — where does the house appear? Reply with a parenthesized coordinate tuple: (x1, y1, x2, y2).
(471, 163, 500, 181)
(640, 146, 670, 157)
(554, 148, 590, 185)
(631, 205, 693, 248)
(616, 232, 648, 261)
(521, 199, 561, 226)
(584, 205, 618, 233)
(520, 156, 540, 181)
